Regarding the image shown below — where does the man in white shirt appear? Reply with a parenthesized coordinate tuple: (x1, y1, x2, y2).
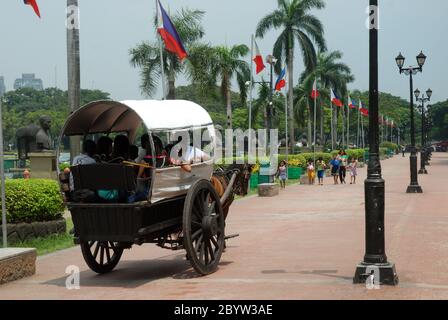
(70, 140, 97, 191)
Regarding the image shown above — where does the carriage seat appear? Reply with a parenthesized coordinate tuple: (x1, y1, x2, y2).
(70, 163, 137, 196)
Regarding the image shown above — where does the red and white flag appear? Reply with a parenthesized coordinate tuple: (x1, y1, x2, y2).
(253, 40, 265, 74)
(311, 79, 319, 99)
(24, 0, 41, 18)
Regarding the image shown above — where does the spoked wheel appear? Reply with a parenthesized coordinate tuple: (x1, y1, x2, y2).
(80, 241, 124, 274)
(183, 180, 225, 275)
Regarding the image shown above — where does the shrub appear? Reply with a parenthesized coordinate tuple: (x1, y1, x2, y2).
(59, 162, 70, 171)
(380, 142, 399, 152)
(2, 179, 64, 224)
(300, 152, 333, 165)
(278, 154, 307, 168)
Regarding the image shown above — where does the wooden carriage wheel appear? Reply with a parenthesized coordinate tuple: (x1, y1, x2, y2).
(80, 241, 124, 274)
(183, 179, 225, 275)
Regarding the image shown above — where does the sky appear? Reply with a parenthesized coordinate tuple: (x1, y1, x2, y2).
(0, 0, 446, 104)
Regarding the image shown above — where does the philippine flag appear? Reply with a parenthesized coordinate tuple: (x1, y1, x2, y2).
(331, 89, 344, 107)
(253, 40, 265, 74)
(348, 95, 357, 109)
(359, 101, 369, 117)
(275, 69, 286, 91)
(24, 0, 40, 18)
(311, 79, 319, 99)
(157, 0, 187, 60)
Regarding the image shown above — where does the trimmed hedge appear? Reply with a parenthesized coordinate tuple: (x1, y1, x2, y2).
(380, 142, 399, 152)
(1, 179, 64, 224)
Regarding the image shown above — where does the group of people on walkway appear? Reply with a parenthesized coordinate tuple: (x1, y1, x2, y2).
(307, 150, 358, 186)
(276, 150, 358, 189)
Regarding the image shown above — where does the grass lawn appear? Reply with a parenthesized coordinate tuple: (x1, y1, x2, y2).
(4, 218, 76, 256)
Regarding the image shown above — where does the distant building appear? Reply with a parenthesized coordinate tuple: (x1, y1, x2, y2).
(0, 76, 5, 96)
(13, 73, 43, 91)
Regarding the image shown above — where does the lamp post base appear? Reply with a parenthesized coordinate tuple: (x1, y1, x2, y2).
(406, 184, 423, 193)
(418, 168, 428, 174)
(353, 262, 399, 286)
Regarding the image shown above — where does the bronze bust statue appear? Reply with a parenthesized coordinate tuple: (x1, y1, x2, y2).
(17, 115, 53, 167)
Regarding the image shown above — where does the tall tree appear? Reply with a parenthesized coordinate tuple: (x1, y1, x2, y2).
(189, 44, 250, 129)
(256, 0, 326, 148)
(130, 8, 204, 99)
(300, 50, 354, 147)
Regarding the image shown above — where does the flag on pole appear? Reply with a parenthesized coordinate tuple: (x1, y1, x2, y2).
(311, 79, 319, 99)
(253, 40, 265, 74)
(348, 95, 357, 109)
(157, 0, 187, 60)
(275, 69, 286, 91)
(359, 100, 369, 117)
(24, 0, 41, 18)
(331, 89, 344, 107)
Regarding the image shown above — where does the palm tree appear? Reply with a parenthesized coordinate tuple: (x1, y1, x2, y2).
(256, 0, 326, 148)
(252, 80, 285, 130)
(300, 50, 354, 148)
(130, 8, 204, 99)
(189, 44, 250, 129)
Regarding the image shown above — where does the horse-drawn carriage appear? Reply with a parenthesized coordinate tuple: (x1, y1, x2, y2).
(57, 100, 251, 275)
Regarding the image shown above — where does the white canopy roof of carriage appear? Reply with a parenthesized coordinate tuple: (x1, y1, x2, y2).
(62, 99, 214, 138)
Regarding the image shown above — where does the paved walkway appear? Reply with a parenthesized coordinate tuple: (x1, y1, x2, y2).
(1, 153, 448, 299)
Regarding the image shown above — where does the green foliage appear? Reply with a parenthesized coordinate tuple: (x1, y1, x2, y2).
(380, 142, 399, 151)
(278, 154, 306, 168)
(429, 99, 448, 140)
(2, 179, 64, 223)
(2, 88, 110, 148)
(6, 218, 75, 255)
(300, 152, 333, 164)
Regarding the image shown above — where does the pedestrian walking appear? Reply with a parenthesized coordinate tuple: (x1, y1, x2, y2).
(316, 157, 326, 186)
(349, 158, 358, 184)
(402, 145, 406, 157)
(276, 160, 287, 189)
(330, 154, 340, 185)
(338, 150, 348, 184)
(307, 160, 316, 185)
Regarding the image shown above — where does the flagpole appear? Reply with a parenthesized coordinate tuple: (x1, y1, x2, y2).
(347, 98, 350, 149)
(361, 115, 365, 149)
(285, 79, 289, 178)
(156, 0, 167, 100)
(330, 96, 334, 151)
(313, 79, 317, 164)
(248, 34, 254, 156)
(357, 104, 360, 148)
(0, 97, 6, 248)
(341, 103, 345, 148)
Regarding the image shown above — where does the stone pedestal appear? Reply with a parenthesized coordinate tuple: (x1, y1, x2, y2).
(258, 183, 280, 197)
(0, 248, 36, 285)
(29, 152, 57, 179)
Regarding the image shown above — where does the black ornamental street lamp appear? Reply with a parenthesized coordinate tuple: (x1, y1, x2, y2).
(353, 0, 398, 286)
(414, 88, 432, 174)
(396, 51, 427, 193)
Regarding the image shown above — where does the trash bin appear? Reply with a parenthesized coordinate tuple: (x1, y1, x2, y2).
(259, 163, 274, 184)
(287, 167, 303, 179)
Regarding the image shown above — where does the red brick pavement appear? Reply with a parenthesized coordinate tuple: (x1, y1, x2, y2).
(1, 153, 448, 299)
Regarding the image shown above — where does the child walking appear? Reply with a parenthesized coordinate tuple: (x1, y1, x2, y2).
(330, 155, 341, 185)
(277, 160, 288, 189)
(349, 158, 358, 184)
(316, 157, 326, 186)
(307, 160, 316, 185)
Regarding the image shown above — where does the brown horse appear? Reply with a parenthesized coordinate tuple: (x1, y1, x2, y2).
(211, 164, 253, 220)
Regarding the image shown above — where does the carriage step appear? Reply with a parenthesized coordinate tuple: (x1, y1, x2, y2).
(224, 233, 239, 240)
